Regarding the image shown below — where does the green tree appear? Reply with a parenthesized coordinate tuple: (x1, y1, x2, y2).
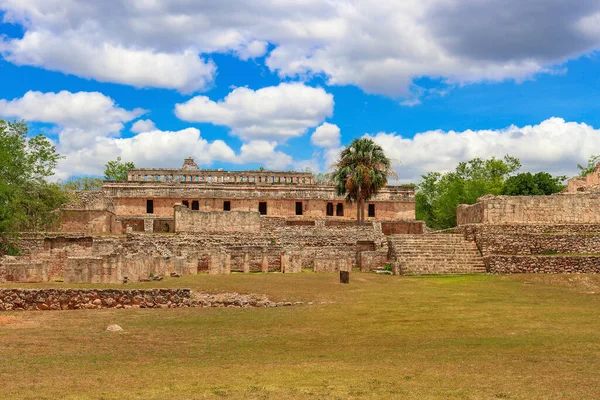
(104, 157, 135, 181)
(305, 167, 330, 184)
(331, 138, 396, 225)
(61, 177, 104, 191)
(416, 156, 521, 229)
(577, 155, 600, 177)
(0, 120, 68, 254)
(502, 172, 566, 196)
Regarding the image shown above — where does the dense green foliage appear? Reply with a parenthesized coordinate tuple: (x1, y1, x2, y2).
(416, 156, 568, 229)
(104, 156, 135, 181)
(331, 138, 396, 224)
(61, 177, 104, 191)
(416, 156, 521, 229)
(0, 120, 68, 254)
(577, 154, 600, 176)
(502, 172, 566, 196)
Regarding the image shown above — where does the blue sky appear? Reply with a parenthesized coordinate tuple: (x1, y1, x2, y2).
(1, 1, 600, 182)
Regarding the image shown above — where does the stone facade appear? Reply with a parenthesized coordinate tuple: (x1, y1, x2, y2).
(60, 159, 416, 234)
(457, 194, 600, 225)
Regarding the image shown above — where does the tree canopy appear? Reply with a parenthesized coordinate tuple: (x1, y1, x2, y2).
(104, 157, 135, 181)
(415, 156, 567, 229)
(502, 172, 566, 196)
(0, 120, 68, 254)
(577, 155, 600, 177)
(331, 138, 396, 224)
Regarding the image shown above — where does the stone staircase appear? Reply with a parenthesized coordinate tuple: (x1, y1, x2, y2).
(387, 234, 486, 275)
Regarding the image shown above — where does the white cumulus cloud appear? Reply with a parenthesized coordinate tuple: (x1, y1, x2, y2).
(175, 83, 334, 142)
(311, 122, 341, 148)
(3, 1, 600, 97)
(131, 119, 156, 133)
(367, 117, 600, 183)
(0, 90, 145, 150)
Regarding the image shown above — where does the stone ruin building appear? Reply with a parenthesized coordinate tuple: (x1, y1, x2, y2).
(453, 165, 600, 273)
(2, 158, 600, 284)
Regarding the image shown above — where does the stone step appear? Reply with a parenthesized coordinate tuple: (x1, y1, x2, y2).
(387, 234, 485, 275)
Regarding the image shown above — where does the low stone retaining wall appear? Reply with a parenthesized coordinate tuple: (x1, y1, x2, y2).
(0, 289, 292, 311)
(486, 256, 600, 274)
(0, 289, 192, 311)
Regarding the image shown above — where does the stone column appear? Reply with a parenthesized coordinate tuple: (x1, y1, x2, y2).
(261, 253, 269, 273)
(280, 252, 287, 273)
(224, 253, 231, 275)
(243, 253, 250, 273)
(209, 254, 220, 275)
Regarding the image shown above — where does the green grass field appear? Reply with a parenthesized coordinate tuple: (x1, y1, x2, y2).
(2, 272, 600, 399)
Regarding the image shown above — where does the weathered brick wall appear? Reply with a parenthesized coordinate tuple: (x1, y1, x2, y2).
(457, 194, 600, 225)
(0, 289, 192, 311)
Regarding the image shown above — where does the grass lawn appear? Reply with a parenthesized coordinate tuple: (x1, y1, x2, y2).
(2, 272, 600, 399)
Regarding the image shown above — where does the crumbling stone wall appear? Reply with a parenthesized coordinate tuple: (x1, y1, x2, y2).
(61, 191, 121, 234)
(2, 214, 392, 283)
(487, 255, 600, 274)
(0, 289, 192, 311)
(174, 206, 261, 233)
(565, 164, 600, 193)
(457, 194, 600, 225)
(449, 223, 600, 274)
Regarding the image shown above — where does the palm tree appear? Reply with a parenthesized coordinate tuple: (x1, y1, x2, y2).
(331, 138, 397, 225)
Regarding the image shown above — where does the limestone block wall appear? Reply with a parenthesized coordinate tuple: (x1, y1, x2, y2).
(451, 223, 600, 274)
(64, 191, 115, 212)
(487, 256, 600, 274)
(456, 202, 485, 225)
(60, 210, 121, 234)
(174, 207, 261, 233)
(457, 194, 600, 225)
(0, 258, 48, 283)
(0, 289, 192, 311)
(476, 233, 600, 256)
(565, 164, 600, 193)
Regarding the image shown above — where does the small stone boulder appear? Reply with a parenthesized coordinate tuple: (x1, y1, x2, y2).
(106, 324, 123, 332)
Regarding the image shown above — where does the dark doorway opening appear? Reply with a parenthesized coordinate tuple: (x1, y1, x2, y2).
(368, 204, 375, 218)
(191, 200, 199, 210)
(326, 202, 334, 216)
(146, 199, 154, 214)
(336, 203, 344, 216)
(259, 202, 267, 215)
(182, 200, 189, 208)
(223, 201, 231, 211)
(296, 202, 303, 216)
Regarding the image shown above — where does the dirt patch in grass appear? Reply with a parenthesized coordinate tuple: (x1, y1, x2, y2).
(0, 315, 19, 325)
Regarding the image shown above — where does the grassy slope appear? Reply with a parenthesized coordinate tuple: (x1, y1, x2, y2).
(1, 273, 600, 400)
